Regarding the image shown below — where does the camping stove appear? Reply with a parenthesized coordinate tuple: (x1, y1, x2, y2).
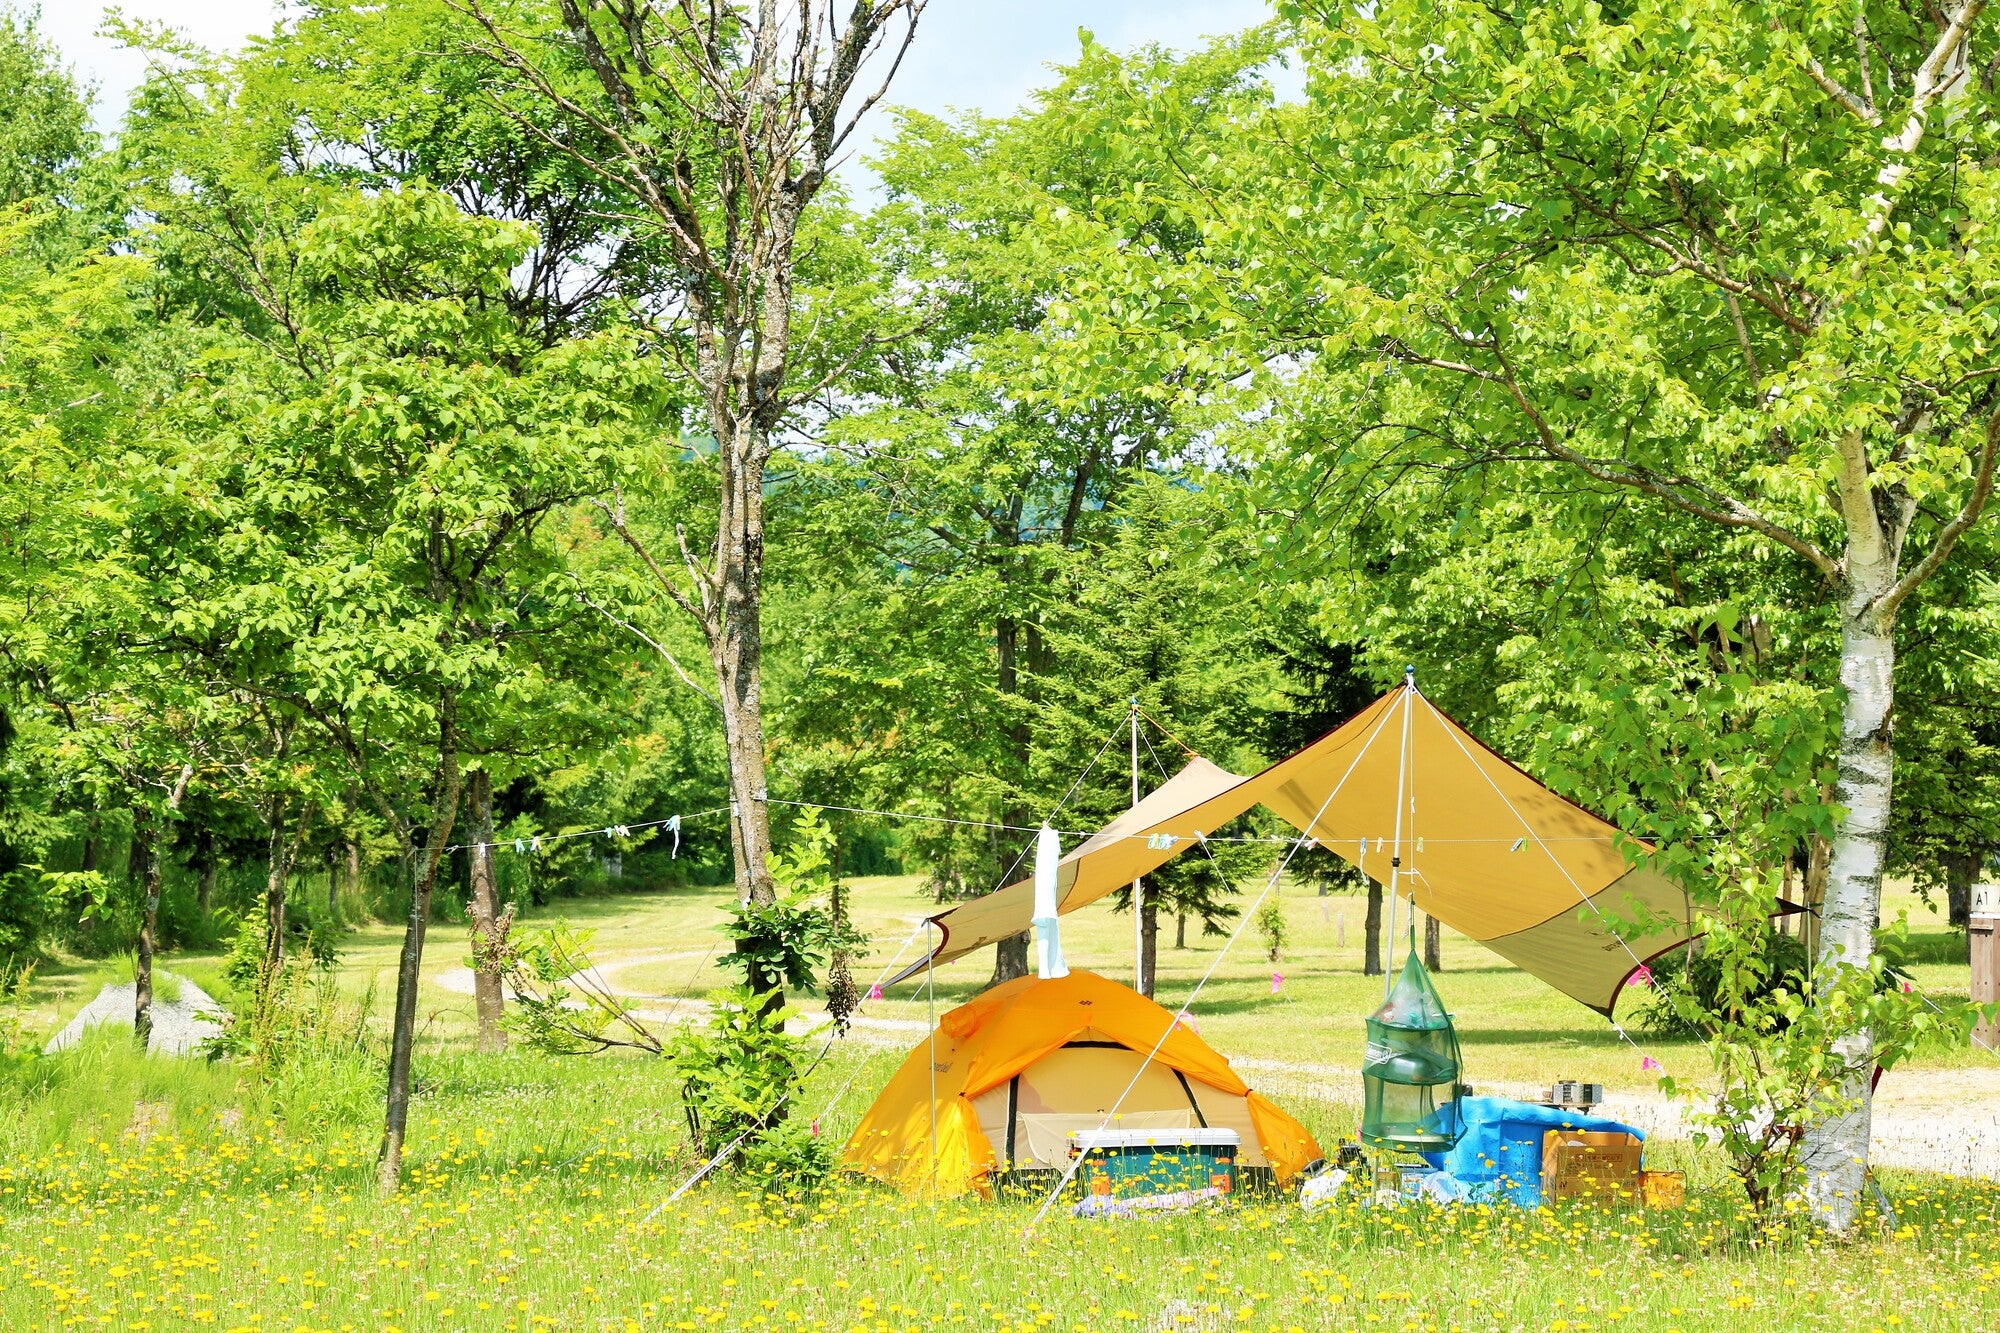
(1546, 1080, 1605, 1112)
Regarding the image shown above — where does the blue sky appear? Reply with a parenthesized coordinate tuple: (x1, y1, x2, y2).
(32, 1, 1273, 145)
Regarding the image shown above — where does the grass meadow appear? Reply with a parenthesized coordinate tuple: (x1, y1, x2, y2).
(1, 872, 1995, 1332)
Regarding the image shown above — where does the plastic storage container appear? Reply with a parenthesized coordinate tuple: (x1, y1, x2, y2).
(1069, 1128, 1240, 1199)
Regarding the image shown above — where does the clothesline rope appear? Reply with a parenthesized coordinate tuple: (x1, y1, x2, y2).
(444, 794, 1645, 856)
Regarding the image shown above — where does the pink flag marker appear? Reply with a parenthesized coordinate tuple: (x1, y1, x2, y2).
(1641, 1056, 1662, 1073)
(1271, 971, 1284, 994)
(867, 982, 883, 1001)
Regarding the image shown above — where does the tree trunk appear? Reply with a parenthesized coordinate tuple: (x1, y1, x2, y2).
(131, 807, 157, 1052)
(1803, 829, 1832, 962)
(262, 810, 293, 974)
(195, 828, 215, 912)
(713, 432, 777, 912)
(990, 931, 1030, 986)
(134, 766, 194, 1053)
(1800, 585, 1897, 1231)
(1945, 850, 1978, 947)
(1138, 899, 1158, 998)
(466, 768, 507, 1053)
(1424, 912, 1442, 972)
(1363, 879, 1384, 977)
(379, 696, 462, 1192)
(987, 610, 1035, 990)
(125, 817, 146, 885)
(1175, 912, 1187, 949)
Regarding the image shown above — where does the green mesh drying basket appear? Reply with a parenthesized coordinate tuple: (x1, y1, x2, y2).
(1359, 952, 1464, 1154)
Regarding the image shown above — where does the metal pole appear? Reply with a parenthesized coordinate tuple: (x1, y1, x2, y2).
(926, 919, 938, 1175)
(1974, 884, 1999, 1053)
(1386, 668, 1415, 998)
(1131, 697, 1144, 995)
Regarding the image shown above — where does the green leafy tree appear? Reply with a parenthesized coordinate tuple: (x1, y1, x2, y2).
(784, 42, 1274, 985)
(1048, 1, 2000, 1229)
(455, 0, 927, 959)
(0, 8, 90, 207)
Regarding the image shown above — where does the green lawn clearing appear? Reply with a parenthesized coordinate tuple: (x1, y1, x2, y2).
(2, 873, 1992, 1332)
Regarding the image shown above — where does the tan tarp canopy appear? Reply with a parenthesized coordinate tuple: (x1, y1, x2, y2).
(893, 687, 1693, 1016)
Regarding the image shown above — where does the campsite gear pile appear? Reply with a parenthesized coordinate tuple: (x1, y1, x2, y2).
(832, 675, 1714, 1216)
(1546, 1079, 1606, 1113)
(1378, 1094, 1664, 1208)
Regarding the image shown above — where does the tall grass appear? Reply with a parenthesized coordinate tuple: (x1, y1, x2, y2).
(0, 1042, 1990, 1331)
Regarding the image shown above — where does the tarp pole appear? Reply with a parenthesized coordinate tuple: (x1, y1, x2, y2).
(925, 919, 938, 1180)
(1131, 697, 1144, 995)
(1387, 667, 1415, 996)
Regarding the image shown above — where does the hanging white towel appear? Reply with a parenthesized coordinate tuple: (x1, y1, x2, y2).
(1032, 823, 1067, 979)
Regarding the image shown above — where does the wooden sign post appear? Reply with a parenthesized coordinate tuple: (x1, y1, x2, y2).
(1973, 882, 1999, 1054)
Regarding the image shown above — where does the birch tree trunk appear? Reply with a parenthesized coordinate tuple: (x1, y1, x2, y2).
(465, 767, 507, 1052)
(1423, 912, 1442, 972)
(1800, 559, 1900, 1230)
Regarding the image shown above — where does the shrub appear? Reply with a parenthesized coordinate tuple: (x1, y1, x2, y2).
(1255, 898, 1288, 964)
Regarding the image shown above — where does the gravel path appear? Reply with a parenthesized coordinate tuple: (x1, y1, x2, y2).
(45, 979, 226, 1057)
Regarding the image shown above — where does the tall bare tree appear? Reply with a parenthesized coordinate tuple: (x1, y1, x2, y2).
(463, 1, 927, 943)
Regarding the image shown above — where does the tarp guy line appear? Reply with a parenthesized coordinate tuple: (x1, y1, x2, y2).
(1417, 689, 1682, 1073)
(1023, 690, 1407, 1231)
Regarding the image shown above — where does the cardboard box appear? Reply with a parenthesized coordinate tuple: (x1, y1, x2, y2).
(1542, 1129, 1642, 1203)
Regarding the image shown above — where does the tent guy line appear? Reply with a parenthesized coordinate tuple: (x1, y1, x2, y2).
(1419, 688, 1688, 1077)
(1022, 678, 1406, 1231)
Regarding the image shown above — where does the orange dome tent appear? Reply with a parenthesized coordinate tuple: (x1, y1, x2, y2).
(842, 969, 1320, 1198)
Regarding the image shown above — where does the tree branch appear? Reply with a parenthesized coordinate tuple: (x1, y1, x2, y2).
(1875, 408, 2000, 620)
